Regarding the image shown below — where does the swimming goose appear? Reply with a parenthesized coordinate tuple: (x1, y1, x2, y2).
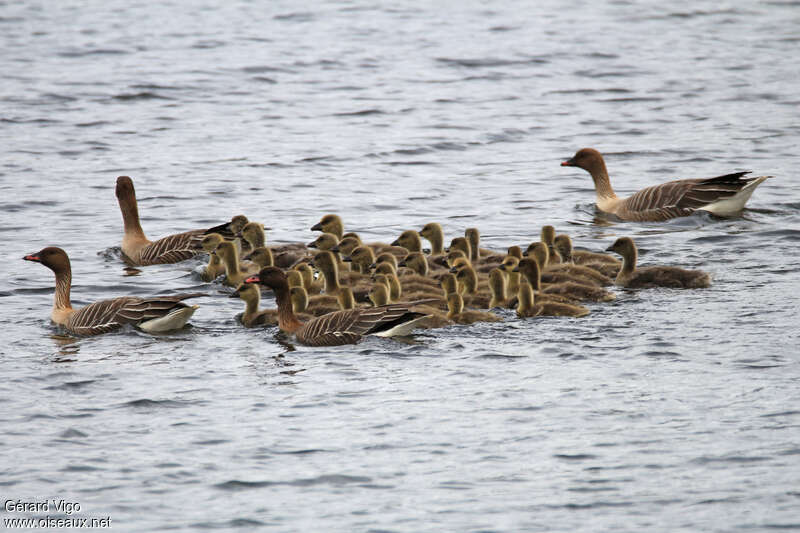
(445, 250, 470, 269)
(346, 246, 377, 274)
(199, 233, 225, 282)
(515, 257, 615, 302)
(446, 293, 502, 325)
(372, 273, 402, 302)
(392, 230, 423, 253)
(292, 263, 316, 292)
(246, 267, 431, 346)
(241, 222, 266, 255)
(606, 237, 711, 288)
(371, 252, 399, 271)
(311, 214, 344, 239)
(488, 268, 509, 308)
(516, 281, 589, 318)
(312, 251, 371, 302)
(525, 242, 603, 287)
(115, 176, 235, 266)
(499, 255, 522, 294)
(248, 247, 274, 268)
(440, 272, 458, 296)
(507, 245, 523, 260)
(447, 237, 471, 260)
(24, 247, 201, 335)
(215, 240, 259, 287)
(540, 226, 562, 264)
(231, 283, 276, 327)
(512, 259, 586, 305)
(331, 236, 362, 258)
(338, 287, 356, 310)
(420, 222, 445, 255)
(539, 236, 613, 285)
(465, 228, 481, 262)
(307, 233, 339, 252)
(561, 148, 770, 221)
(552, 234, 621, 277)
(398, 252, 428, 276)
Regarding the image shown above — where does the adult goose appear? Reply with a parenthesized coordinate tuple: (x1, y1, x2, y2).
(246, 267, 432, 346)
(115, 176, 235, 266)
(561, 148, 770, 221)
(605, 237, 711, 288)
(24, 247, 201, 335)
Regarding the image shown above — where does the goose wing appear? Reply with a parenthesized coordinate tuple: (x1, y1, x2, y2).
(296, 303, 428, 346)
(136, 230, 206, 265)
(66, 293, 203, 335)
(620, 172, 753, 220)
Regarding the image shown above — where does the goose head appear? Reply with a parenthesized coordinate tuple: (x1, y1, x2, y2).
(311, 214, 344, 238)
(553, 234, 573, 262)
(371, 252, 398, 271)
(447, 236, 471, 259)
(561, 147, 608, 176)
(541, 225, 556, 246)
(293, 263, 314, 289)
(392, 230, 422, 252)
(345, 245, 376, 272)
(606, 236, 637, 264)
(230, 215, 250, 235)
(512, 258, 540, 288)
(201, 233, 224, 253)
(445, 249, 468, 269)
(231, 282, 259, 303)
(249, 247, 274, 268)
(307, 232, 339, 250)
(464, 228, 480, 260)
(507, 245, 523, 260)
(331, 236, 361, 256)
(454, 264, 478, 294)
(524, 242, 549, 268)
(398, 251, 427, 276)
(373, 262, 397, 276)
(23, 246, 70, 275)
(241, 222, 266, 248)
(245, 266, 288, 292)
(419, 222, 444, 253)
(448, 256, 471, 273)
(500, 255, 519, 272)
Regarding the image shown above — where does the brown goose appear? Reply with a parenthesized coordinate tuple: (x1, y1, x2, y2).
(512, 258, 590, 305)
(392, 230, 423, 253)
(345, 246, 376, 274)
(115, 176, 235, 266)
(606, 237, 711, 288)
(552, 234, 621, 275)
(199, 233, 225, 282)
(248, 247, 274, 269)
(540, 226, 562, 264)
(516, 282, 589, 318)
(446, 293, 502, 325)
(561, 148, 770, 221)
(231, 283, 276, 327)
(24, 247, 201, 335)
(241, 222, 265, 254)
(488, 268, 509, 308)
(311, 214, 344, 239)
(246, 267, 431, 346)
(507, 245, 523, 260)
(420, 222, 445, 255)
(215, 240, 259, 287)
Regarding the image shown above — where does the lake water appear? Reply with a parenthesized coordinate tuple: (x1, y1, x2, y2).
(2, 1, 800, 531)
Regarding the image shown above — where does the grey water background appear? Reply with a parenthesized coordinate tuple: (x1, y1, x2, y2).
(2, 1, 800, 531)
